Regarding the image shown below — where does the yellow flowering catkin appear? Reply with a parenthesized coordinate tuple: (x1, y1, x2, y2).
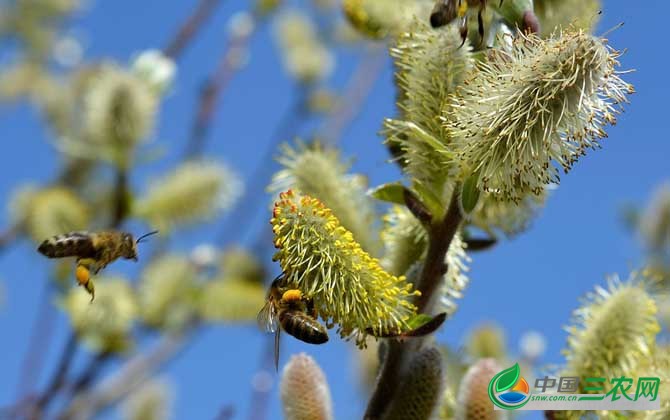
(271, 141, 377, 253)
(271, 190, 419, 346)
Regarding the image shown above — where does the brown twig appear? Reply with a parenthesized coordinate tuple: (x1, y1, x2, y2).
(15, 284, 57, 399)
(31, 333, 78, 417)
(247, 336, 278, 420)
(364, 188, 463, 419)
(0, 224, 21, 255)
(183, 14, 261, 159)
(163, 0, 225, 60)
(317, 45, 387, 144)
(57, 328, 194, 420)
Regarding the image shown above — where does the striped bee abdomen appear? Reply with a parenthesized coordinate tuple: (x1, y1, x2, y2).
(279, 310, 329, 344)
(37, 232, 98, 259)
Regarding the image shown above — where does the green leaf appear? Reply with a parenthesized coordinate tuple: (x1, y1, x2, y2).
(413, 183, 444, 219)
(495, 363, 520, 393)
(460, 174, 481, 214)
(368, 182, 405, 205)
(407, 314, 434, 330)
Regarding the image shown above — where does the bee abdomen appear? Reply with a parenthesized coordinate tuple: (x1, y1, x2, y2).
(279, 311, 329, 344)
(37, 232, 96, 259)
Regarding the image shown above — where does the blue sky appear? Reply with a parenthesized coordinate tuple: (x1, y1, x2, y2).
(0, 0, 667, 419)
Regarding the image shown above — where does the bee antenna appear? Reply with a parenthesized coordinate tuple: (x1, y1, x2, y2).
(136, 230, 159, 244)
(600, 20, 624, 39)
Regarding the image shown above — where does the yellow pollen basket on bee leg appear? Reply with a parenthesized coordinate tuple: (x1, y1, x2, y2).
(75, 264, 95, 302)
(282, 289, 303, 303)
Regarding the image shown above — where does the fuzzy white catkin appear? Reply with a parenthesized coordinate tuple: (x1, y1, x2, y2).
(133, 161, 241, 231)
(138, 255, 198, 330)
(519, 330, 547, 361)
(274, 11, 333, 83)
(83, 63, 158, 148)
(563, 276, 659, 385)
(61, 277, 138, 352)
(447, 29, 633, 202)
(132, 49, 176, 94)
(11, 186, 89, 242)
(280, 353, 333, 420)
(121, 378, 173, 420)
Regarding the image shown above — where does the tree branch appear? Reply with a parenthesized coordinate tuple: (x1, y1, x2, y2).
(58, 329, 193, 420)
(364, 188, 463, 419)
(163, 0, 224, 60)
(317, 45, 386, 144)
(183, 14, 261, 159)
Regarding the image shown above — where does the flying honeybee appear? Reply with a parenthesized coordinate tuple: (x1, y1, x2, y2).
(430, 0, 504, 47)
(257, 275, 329, 370)
(38, 230, 158, 300)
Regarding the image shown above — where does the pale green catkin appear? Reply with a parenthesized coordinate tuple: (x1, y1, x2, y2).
(556, 276, 660, 420)
(385, 20, 473, 199)
(534, 0, 601, 37)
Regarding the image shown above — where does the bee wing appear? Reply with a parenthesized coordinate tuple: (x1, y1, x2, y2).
(257, 301, 279, 333)
(37, 231, 98, 259)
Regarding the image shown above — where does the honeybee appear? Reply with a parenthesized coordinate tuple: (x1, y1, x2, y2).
(257, 276, 329, 370)
(430, 0, 504, 47)
(38, 230, 158, 300)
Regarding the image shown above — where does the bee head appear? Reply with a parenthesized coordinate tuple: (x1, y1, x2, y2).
(126, 230, 159, 261)
(121, 233, 139, 261)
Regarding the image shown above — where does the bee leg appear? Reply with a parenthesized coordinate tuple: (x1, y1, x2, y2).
(459, 18, 468, 48)
(93, 263, 106, 275)
(274, 329, 281, 372)
(304, 297, 317, 319)
(477, 3, 485, 47)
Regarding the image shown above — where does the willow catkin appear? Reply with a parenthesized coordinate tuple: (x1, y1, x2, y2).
(280, 353, 333, 420)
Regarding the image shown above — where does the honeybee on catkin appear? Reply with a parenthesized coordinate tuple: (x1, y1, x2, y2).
(38, 230, 158, 301)
(430, 0, 504, 47)
(257, 275, 329, 370)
